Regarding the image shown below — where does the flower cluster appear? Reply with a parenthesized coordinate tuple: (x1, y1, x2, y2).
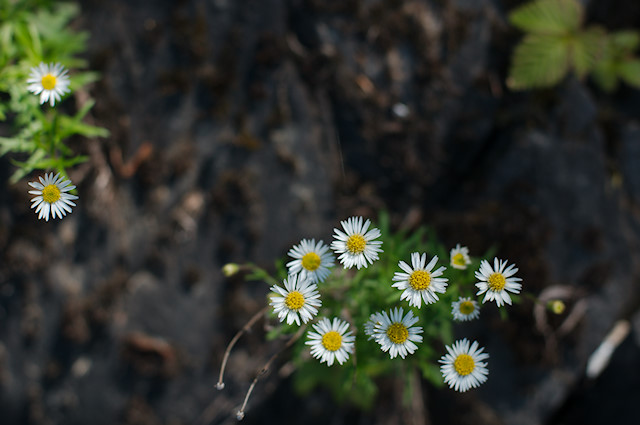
(267, 215, 523, 394)
(24, 63, 80, 221)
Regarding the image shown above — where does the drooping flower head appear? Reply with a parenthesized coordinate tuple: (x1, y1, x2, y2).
(475, 258, 522, 307)
(269, 274, 321, 326)
(392, 252, 448, 308)
(451, 297, 480, 322)
(372, 307, 423, 359)
(306, 317, 355, 366)
(286, 239, 334, 283)
(28, 172, 78, 221)
(439, 338, 489, 392)
(450, 244, 471, 270)
(331, 216, 383, 269)
(27, 62, 70, 106)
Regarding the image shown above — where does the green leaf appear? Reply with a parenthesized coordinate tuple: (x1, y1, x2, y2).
(420, 361, 444, 388)
(69, 71, 100, 91)
(507, 34, 571, 90)
(509, 0, 583, 35)
(572, 27, 606, 79)
(591, 62, 619, 92)
(57, 112, 110, 139)
(0, 136, 35, 155)
(619, 59, 640, 88)
(610, 30, 640, 52)
(9, 148, 46, 182)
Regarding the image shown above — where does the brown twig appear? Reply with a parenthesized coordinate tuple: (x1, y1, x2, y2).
(216, 306, 269, 390)
(236, 326, 306, 420)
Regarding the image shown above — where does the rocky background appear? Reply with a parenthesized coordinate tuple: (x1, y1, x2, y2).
(1, 0, 639, 424)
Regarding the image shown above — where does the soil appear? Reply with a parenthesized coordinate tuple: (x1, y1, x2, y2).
(1, 0, 640, 425)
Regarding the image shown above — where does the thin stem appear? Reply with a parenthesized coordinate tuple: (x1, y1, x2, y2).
(523, 292, 541, 304)
(49, 111, 58, 159)
(236, 326, 305, 420)
(216, 306, 268, 390)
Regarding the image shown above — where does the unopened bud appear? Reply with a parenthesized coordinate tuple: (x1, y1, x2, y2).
(215, 382, 225, 390)
(222, 263, 240, 277)
(548, 300, 566, 315)
(236, 410, 245, 421)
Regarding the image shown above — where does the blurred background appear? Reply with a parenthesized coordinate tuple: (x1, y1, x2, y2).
(1, 0, 640, 424)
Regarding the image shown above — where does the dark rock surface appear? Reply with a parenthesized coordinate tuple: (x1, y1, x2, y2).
(1, 1, 639, 424)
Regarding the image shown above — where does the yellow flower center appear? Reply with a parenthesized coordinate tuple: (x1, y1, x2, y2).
(284, 291, 305, 310)
(41, 184, 61, 204)
(409, 270, 431, 290)
(487, 272, 506, 291)
(452, 253, 466, 266)
(41, 74, 57, 91)
(321, 331, 342, 351)
(346, 234, 366, 254)
(386, 322, 409, 344)
(454, 354, 475, 376)
(301, 252, 321, 271)
(459, 301, 475, 315)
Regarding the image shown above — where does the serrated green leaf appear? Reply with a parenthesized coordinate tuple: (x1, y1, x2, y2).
(509, 0, 583, 35)
(507, 34, 571, 90)
(619, 59, 640, 88)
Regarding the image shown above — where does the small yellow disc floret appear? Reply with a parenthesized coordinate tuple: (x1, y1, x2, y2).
(284, 291, 305, 311)
(409, 270, 431, 290)
(41, 74, 57, 90)
(452, 253, 466, 266)
(487, 272, 506, 291)
(321, 331, 342, 351)
(41, 184, 61, 203)
(459, 301, 475, 315)
(301, 252, 321, 271)
(346, 234, 366, 254)
(454, 354, 475, 376)
(386, 322, 409, 344)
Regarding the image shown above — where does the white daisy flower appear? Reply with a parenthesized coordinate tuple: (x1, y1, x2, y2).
(451, 297, 480, 321)
(331, 216, 383, 269)
(28, 172, 78, 221)
(269, 274, 321, 326)
(475, 258, 522, 307)
(373, 307, 423, 359)
(450, 244, 471, 270)
(306, 317, 355, 366)
(439, 338, 489, 392)
(286, 238, 335, 283)
(392, 252, 448, 308)
(27, 62, 71, 106)
(363, 312, 384, 341)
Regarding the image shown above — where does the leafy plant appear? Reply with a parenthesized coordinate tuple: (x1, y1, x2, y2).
(0, 0, 108, 182)
(226, 212, 502, 410)
(507, 0, 640, 92)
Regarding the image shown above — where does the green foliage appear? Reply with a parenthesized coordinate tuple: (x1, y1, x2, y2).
(0, 0, 108, 182)
(507, 0, 640, 92)
(509, 0, 582, 35)
(508, 34, 572, 90)
(592, 30, 640, 92)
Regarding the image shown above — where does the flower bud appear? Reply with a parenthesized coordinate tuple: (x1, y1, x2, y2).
(222, 263, 240, 277)
(548, 300, 565, 315)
